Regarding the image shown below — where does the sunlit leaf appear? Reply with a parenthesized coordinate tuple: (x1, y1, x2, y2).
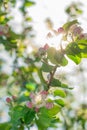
(53, 89, 66, 98)
(65, 42, 81, 64)
(47, 47, 59, 65)
(48, 105, 61, 116)
(55, 99, 65, 107)
(26, 82, 36, 91)
(63, 20, 78, 31)
(24, 1, 35, 7)
(54, 51, 68, 66)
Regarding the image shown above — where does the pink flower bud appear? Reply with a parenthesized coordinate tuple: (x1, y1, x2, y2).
(43, 44, 49, 50)
(6, 97, 11, 103)
(35, 107, 39, 112)
(26, 102, 33, 108)
(30, 92, 35, 99)
(45, 102, 54, 109)
(0, 31, 4, 35)
(79, 33, 87, 39)
(12, 95, 17, 101)
(38, 47, 46, 55)
(58, 27, 64, 34)
(40, 90, 48, 95)
(70, 25, 83, 36)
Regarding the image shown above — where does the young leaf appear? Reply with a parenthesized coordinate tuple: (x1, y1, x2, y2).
(48, 105, 61, 117)
(54, 51, 68, 66)
(76, 39, 87, 58)
(65, 42, 81, 64)
(55, 99, 65, 107)
(53, 89, 66, 98)
(41, 62, 54, 72)
(47, 47, 59, 65)
(24, 1, 35, 7)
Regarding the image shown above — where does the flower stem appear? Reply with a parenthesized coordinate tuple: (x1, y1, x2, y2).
(47, 66, 57, 89)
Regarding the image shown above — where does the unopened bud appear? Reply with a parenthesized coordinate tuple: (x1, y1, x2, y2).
(45, 102, 54, 109)
(40, 90, 48, 95)
(26, 102, 33, 108)
(35, 107, 39, 112)
(12, 95, 17, 101)
(43, 44, 49, 50)
(30, 92, 35, 99)
(58, 27, 64, 34)
(6, 97, 11, 103)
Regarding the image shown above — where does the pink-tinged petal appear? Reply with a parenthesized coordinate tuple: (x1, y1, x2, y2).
(12, 95, 17, 101)
(26, 102, 33, 108)
(79, 33, 87, 39)
(35, 107, 39, 112)
(0, 31, 4, 35)
(73, 27, 83, 35)
(6, 97, 11, 103)
(40, 90, 48, 95)
(70, 25, 83, 36)
(58, 27, 64, 34)
(43, 44, 49, 50)
(45, 102, 54, 109)
(30, 92, 35, 99)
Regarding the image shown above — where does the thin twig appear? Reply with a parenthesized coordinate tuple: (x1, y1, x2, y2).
(47, 66, 57, 89)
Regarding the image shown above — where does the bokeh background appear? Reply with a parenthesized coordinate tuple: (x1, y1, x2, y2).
(0, 0, 87, 130)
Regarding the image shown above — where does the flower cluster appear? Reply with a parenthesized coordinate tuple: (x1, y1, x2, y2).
(68, 24, 87, 40)
(6, 95, 17, 103)
(46, 22, 87, 43)
(26, 90, 54, 111)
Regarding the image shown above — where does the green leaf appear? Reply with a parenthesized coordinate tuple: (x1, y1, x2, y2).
(65, 42, 81, 64)
(53, 89, 66, 98)
(63, 20, 78, 31)
(76, 39, 87, 58)
(24, 1, 35, 7)
(67, 54, 81, 64)
(77, 39, 87, 46)
(10, 106, 26, 129)
(0, 122, 12, 130)
(66, 42, 81, 55)
(36, 108, 52, 129)
(51, 78, 69, 88)
(51, 78, 61, 86)
(48, 105, 61, 117)
(54, 51, 68, 66)
(24, 109, 35, 124)
(26, 82, 36, 91)
(47, 47, 59, 65)
(55, 99, 65, 107)
(41, 62, 54, 72)
(47, 48, 68, 66)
